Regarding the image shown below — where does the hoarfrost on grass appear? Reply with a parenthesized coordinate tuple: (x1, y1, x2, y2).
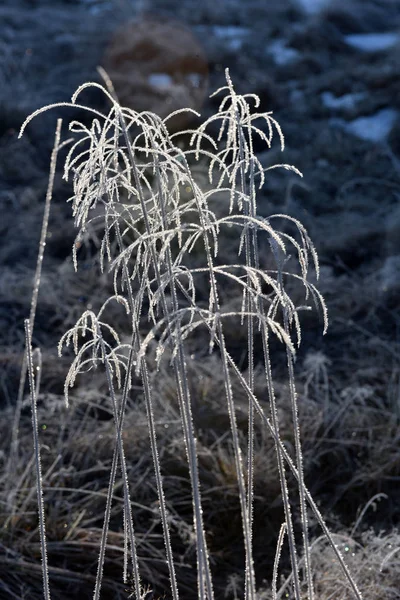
(14, 67, 364, 600)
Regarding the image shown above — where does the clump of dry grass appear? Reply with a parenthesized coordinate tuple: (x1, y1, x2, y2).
(2, 374, 399, 599)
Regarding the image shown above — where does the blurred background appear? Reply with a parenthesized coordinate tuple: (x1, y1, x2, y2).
(1, 0, 400, 598)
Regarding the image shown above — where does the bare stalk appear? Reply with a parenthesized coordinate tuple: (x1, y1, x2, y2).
(24, 319, 51, 600)
(10, 119, 62, 474)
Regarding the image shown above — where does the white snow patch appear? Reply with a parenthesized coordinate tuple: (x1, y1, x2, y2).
(212, 26, 248, 38)
(212, 26, 249, 51)
(268, 39, 300, 66)
(80, 0, 111, 13)
(194, 25, 249, 51)
(293, 0, 333, 15)
(321, 91, 366, 111)
(148, 73, 173, 89)
(344, 32, 400, 52)
(380, 255, 400, 294)
(331, 108, 398, 143)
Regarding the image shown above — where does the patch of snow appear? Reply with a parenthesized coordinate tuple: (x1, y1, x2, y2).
(321, 91, 366, 111)
(331, 108, 398, 143)
(380, 255, 400, 294)
(212, 26, 249, 51)
(268, 39, 300, 66)
(80, 0, 112, 13)
(293, 0, 333, 15)
(212, 26, 249, 39)
(148, 73, 173, 89)
(344, 32, 400, 52)
(194, 25, 249, 51)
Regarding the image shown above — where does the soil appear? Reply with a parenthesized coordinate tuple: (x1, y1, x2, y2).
(1, 1, 399, 598)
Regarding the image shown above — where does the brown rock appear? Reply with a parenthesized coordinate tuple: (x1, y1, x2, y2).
(101, 16, 209, 132)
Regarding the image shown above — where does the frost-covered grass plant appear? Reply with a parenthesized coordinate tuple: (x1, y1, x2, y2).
(18, 69, 362, 599)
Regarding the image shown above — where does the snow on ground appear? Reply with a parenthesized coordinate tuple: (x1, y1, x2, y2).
(331, 108, 398, 143)
(344, 32, 400, 52)
(321, 91, 366, 111)
(194, 25, 250, 51)
(267, 39, 300, 66)
(148, 73, 173, 89)
(293, 0, 333, 15)
(210, 26, 250, 51)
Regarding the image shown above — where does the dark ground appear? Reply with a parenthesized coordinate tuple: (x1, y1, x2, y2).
(0, 0, 399, 598)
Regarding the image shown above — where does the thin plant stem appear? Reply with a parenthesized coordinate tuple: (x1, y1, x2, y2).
(10, 119, 62, 476)
(24, 319, 51, 600)
(272, 523, 287, 600)
(270, 239, 314, 600)
(94, 325, 141, 600)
